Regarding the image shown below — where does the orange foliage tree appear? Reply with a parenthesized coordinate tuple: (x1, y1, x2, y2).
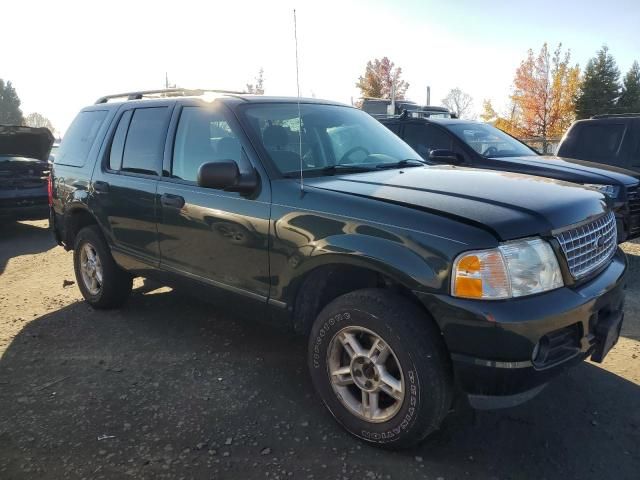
(511, 43, 580, 138)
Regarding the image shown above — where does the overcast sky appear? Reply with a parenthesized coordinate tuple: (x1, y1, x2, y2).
(3, 0, 639, 134)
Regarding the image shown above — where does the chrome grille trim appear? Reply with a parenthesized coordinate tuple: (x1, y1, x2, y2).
(555, 212, 617, 279)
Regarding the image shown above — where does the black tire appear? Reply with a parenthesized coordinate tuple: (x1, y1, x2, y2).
(73, 225, 132, 309)
(308, 289, 453, 449)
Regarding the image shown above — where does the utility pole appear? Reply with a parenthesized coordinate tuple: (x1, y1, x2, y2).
(426, 86, 431, 106)
(165, 72, 169, 89)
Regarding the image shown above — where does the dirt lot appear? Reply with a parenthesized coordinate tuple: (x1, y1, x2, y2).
(0, 220, 639, 480)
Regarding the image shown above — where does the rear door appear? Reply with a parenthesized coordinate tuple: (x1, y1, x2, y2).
(91, 103, 172, 267)
(156, 103, 271, 299)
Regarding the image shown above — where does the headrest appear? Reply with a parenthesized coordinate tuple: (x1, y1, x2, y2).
(263, 125, 290, 148)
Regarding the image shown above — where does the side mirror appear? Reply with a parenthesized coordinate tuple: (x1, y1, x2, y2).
(429, 149, 463, 165)
(197, 161, 258, 193)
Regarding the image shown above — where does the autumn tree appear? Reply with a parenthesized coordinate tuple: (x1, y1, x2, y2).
(442, 88, 474, 119)
(617, 61, 640, 113)
(575, 46, 620, 119)
(355, 57, 409, 100)
(246, 68, 265, 95)
(479, 99, 526, 137)
(511, 43, 580, 138)
(24, 112, 54, 131)
(0, 79, 24, 125)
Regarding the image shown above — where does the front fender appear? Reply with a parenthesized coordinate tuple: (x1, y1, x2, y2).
(271, 227, 451, 306)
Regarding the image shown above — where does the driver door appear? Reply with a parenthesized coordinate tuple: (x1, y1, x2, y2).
(156, 104, 271, 299)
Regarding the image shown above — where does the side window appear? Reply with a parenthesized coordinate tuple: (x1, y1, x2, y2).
(384, 123, 401, 135)
(55, 110, 108, 166)
(403, 124, 453, 158)
(575, 123, 626, 163)
(108, 110, 132, 171)
(121, 107, 170, 175)
(172, 107, 244, 182)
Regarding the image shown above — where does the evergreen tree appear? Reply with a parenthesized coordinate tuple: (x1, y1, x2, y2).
(617, 61, 640, 113)
(0, 79, 24, 125)
(575, 46, 621, 119)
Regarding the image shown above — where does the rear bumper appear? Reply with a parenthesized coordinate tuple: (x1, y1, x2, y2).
(0, 198, 48, 220)
(0, 186, 48, 220)
(415, 249, 627, 407)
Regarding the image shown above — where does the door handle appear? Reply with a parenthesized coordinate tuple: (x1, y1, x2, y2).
(161, 193, 185, 208)
(93, 180, 110, 193)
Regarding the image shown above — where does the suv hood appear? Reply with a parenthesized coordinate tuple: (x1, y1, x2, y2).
(306, 166, 608, 240)
(487, 155, 639, 187)
(0, 125, 54, 161)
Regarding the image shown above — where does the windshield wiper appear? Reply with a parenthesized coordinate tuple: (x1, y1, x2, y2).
(318, 164, 377, 174)
(375, 158, 427, 169)
(282, 164, 376, 178)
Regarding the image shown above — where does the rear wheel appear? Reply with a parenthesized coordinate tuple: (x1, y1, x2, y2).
(308, 289, 452, 449)
(73, 226, 132, 309)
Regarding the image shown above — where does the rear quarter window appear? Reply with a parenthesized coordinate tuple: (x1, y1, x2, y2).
(55, 110, 108, 167)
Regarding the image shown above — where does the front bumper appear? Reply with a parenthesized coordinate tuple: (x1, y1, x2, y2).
(415, 248, 627, 405)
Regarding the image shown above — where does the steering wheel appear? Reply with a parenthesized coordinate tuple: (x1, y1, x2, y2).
(339, 146, 370, 164)
(482, 146, 499, 157)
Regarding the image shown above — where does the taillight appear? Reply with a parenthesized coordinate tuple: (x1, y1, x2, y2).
(47, 174, 53, 206)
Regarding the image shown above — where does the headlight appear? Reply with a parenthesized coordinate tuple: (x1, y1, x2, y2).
(583, 184, 620, 198)
(452, 238, 563, 299)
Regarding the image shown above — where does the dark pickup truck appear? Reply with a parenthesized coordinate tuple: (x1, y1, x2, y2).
(0, 125, 54, 222)
(379, 116, 640, 242)
(51, 89, 626, 448)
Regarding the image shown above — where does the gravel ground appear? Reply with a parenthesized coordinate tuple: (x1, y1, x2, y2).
(0, 220, 639, 480)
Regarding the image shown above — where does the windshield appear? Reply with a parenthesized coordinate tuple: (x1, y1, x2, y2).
(446, 123, 536, 158)
(240, 103, 422, 175)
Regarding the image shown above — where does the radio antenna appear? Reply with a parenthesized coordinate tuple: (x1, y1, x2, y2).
(293, 9, 304, 192)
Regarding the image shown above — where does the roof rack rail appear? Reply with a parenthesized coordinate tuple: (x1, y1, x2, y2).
(95, 88, 247, 104)
(590, 113, 640, 119)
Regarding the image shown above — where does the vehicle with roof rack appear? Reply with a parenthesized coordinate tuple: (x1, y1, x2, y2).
(50, 88, 626, 448)
(557, 113, 640, 173)
(360, 97, 453, 119)
(379, 114, 640, 242)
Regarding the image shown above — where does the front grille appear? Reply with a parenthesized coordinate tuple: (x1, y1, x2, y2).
(555, 211, 617, 279)
(626, 185, 640, 235)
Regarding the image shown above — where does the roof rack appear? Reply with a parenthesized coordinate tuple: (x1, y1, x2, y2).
(590, 113, 640, 119)
(95, 88, 247, 104)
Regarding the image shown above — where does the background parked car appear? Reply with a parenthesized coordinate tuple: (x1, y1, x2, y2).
(0, 125, 54, 222)
(557, 114, 640, 172)
(380, 116, 640, 242)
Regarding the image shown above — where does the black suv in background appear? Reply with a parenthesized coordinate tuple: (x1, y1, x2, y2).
(0, 125, 54, 221)
(51, 89, 626, 448)
(380, 116, 640, 241)
(558, 114, 640, 172)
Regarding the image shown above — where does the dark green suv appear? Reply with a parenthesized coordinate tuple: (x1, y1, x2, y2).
(51, 89, 626, 448)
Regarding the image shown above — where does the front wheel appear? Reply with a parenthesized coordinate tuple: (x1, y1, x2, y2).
(73, 225, 132, 309)
(308, 289, 452, 449)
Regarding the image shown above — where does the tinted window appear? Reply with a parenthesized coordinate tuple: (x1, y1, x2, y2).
(575, 123, 626, 162)
(384, 123, 401, 135)
(108, 110, 132, 171)
(403, 123, 453, 158)
(55, 110, 108, 166)
(121, 107, 169, 175)
(172, 107, 243, 182)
